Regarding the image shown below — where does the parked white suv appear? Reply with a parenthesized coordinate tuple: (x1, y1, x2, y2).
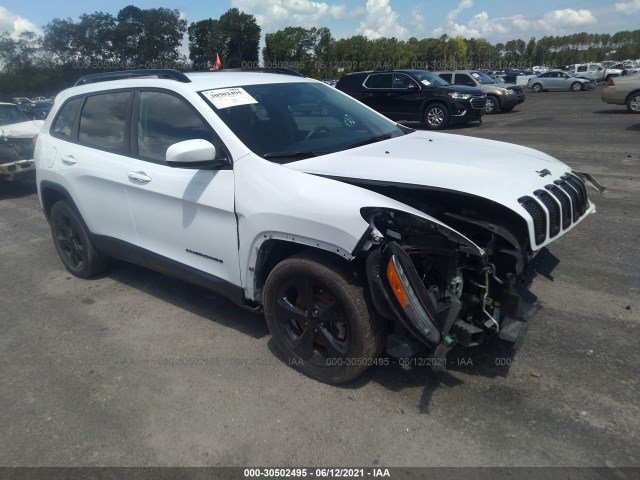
(35, 69, 604, 383)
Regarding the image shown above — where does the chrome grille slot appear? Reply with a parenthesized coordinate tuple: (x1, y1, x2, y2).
(555, 179, 580, 222)
(546, 185, 571, 229)
(534, 190, 561, 238)
(564, 174, 589, 216)
(518, 196, 547, 245)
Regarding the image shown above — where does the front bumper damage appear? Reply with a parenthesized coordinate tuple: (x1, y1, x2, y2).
(367, 240, 549, 370)
(359, 172, 603, 370)
(0, 137, 36, 180)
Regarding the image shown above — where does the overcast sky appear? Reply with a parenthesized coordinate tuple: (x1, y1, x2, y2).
(1, 0, 639, 43)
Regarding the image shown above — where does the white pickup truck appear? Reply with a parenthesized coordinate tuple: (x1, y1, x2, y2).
(564, 63, 623, 82)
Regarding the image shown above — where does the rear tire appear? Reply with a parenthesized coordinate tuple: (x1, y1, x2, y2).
(263, 251, 386, 384)
(423, 103, 450, 130)
(626, 92, 640, 113)
(49, 201, 109, 278)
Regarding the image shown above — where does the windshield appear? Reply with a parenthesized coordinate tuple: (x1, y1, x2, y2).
(470, 71, 496, 85)
(0, 104, 30, 127)
(202, 81, 405, 162)
(406, 71, 451, 87)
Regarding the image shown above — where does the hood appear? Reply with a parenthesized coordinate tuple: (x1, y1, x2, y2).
(286, 131, 571, 216)
(0, 120, 44, 139)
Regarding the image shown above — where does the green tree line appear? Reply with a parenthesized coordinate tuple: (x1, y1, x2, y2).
(1, 3, 639, 99)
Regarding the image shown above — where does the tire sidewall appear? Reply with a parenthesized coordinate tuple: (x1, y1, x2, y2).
(627, 93, 640, 113)
(263, 254, 379, 383)
(49, 201, 104, 278)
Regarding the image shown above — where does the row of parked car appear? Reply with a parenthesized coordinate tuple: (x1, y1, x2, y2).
(335, 66, 639, 130)
(335, 69, 525, 130)
(11, 96, 53, 119)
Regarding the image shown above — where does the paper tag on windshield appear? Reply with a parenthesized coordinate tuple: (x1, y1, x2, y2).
(421, 80, 431, 86)
(202, 88, 258, 109)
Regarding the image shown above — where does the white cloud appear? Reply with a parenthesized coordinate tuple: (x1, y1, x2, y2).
(0, 6, 41, 38)
(231, 0, 364, 33)
(541, 9, 596, 28)
(356, 0, 408, 39)
(409, 5, 426, 37)
(446, 0, 473, 23)
(433, 7, 597, 41)
(614, 0, 640, 14)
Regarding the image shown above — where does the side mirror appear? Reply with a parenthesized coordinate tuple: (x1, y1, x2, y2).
(407, 83, 418, 90)
(166, 139, 229, 169)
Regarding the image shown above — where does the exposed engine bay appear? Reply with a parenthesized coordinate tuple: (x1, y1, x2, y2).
(356, 183, 571, 368)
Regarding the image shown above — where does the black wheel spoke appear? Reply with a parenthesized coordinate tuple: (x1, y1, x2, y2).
(319, 326, 347, 357)
(276, 297, 307, 323)
(292, 325, 317, 359)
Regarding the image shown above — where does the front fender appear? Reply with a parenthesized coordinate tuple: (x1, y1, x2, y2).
(235, 154, 482, 301)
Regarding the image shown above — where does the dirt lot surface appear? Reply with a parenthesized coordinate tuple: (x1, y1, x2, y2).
(1, 87, 639, 471)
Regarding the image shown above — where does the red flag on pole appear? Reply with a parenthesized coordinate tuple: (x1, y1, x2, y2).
(211, 52, 222, 71)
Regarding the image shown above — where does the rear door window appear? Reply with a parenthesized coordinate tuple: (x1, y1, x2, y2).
(78, 91, 131, 154)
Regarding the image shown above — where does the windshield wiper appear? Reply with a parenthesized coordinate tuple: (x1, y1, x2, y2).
(262, 151, 318, 160)
(342, 133, 393, 150)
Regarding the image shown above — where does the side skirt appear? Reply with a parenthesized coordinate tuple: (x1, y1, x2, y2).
(91, 235, 247, 306)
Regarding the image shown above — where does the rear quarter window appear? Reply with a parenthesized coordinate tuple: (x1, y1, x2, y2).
(50, 98, 82, 139)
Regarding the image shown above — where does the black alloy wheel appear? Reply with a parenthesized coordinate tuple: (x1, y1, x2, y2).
(49, 201, 109, 278)
(263, 251, 386, 383)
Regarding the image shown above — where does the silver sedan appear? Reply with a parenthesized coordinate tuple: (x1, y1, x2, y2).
(527, 71, 595, 92)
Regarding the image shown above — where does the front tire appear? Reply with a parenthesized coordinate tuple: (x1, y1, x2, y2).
(263, 251, 386, 384)
(626, 92, 640, 113)
(49, 201, 109, 278)
(423, 103, 450, 130)
(531, 83, 542, 93)
(571, 82, 583, 92)
(485, 95, 499, 114)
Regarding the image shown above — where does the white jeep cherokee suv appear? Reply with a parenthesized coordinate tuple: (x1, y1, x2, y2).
(35, 69, 603, 383)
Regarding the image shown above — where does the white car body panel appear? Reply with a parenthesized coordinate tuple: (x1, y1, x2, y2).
(286, 131, 595, 250)
(124, 158, 240, 285)
(234, 154, 482, 300)
(37, 139, 139, 245)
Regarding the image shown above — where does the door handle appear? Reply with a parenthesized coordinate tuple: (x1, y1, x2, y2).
(61, 155, 77, 165)
(128, 171, 152, 183)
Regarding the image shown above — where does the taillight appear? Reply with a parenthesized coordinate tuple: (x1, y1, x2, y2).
(32, 135, 38, 147)
(607, 78, 615, 87)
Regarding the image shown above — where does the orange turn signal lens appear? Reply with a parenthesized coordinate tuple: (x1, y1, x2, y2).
(386, 257, 408, 309)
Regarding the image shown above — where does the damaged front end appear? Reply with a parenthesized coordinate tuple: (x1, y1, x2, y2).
(360, 206, 551, 369)
(0, 136, 37, 180)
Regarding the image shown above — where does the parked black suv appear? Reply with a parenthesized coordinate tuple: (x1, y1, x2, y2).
(336, 69, 487, 129)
